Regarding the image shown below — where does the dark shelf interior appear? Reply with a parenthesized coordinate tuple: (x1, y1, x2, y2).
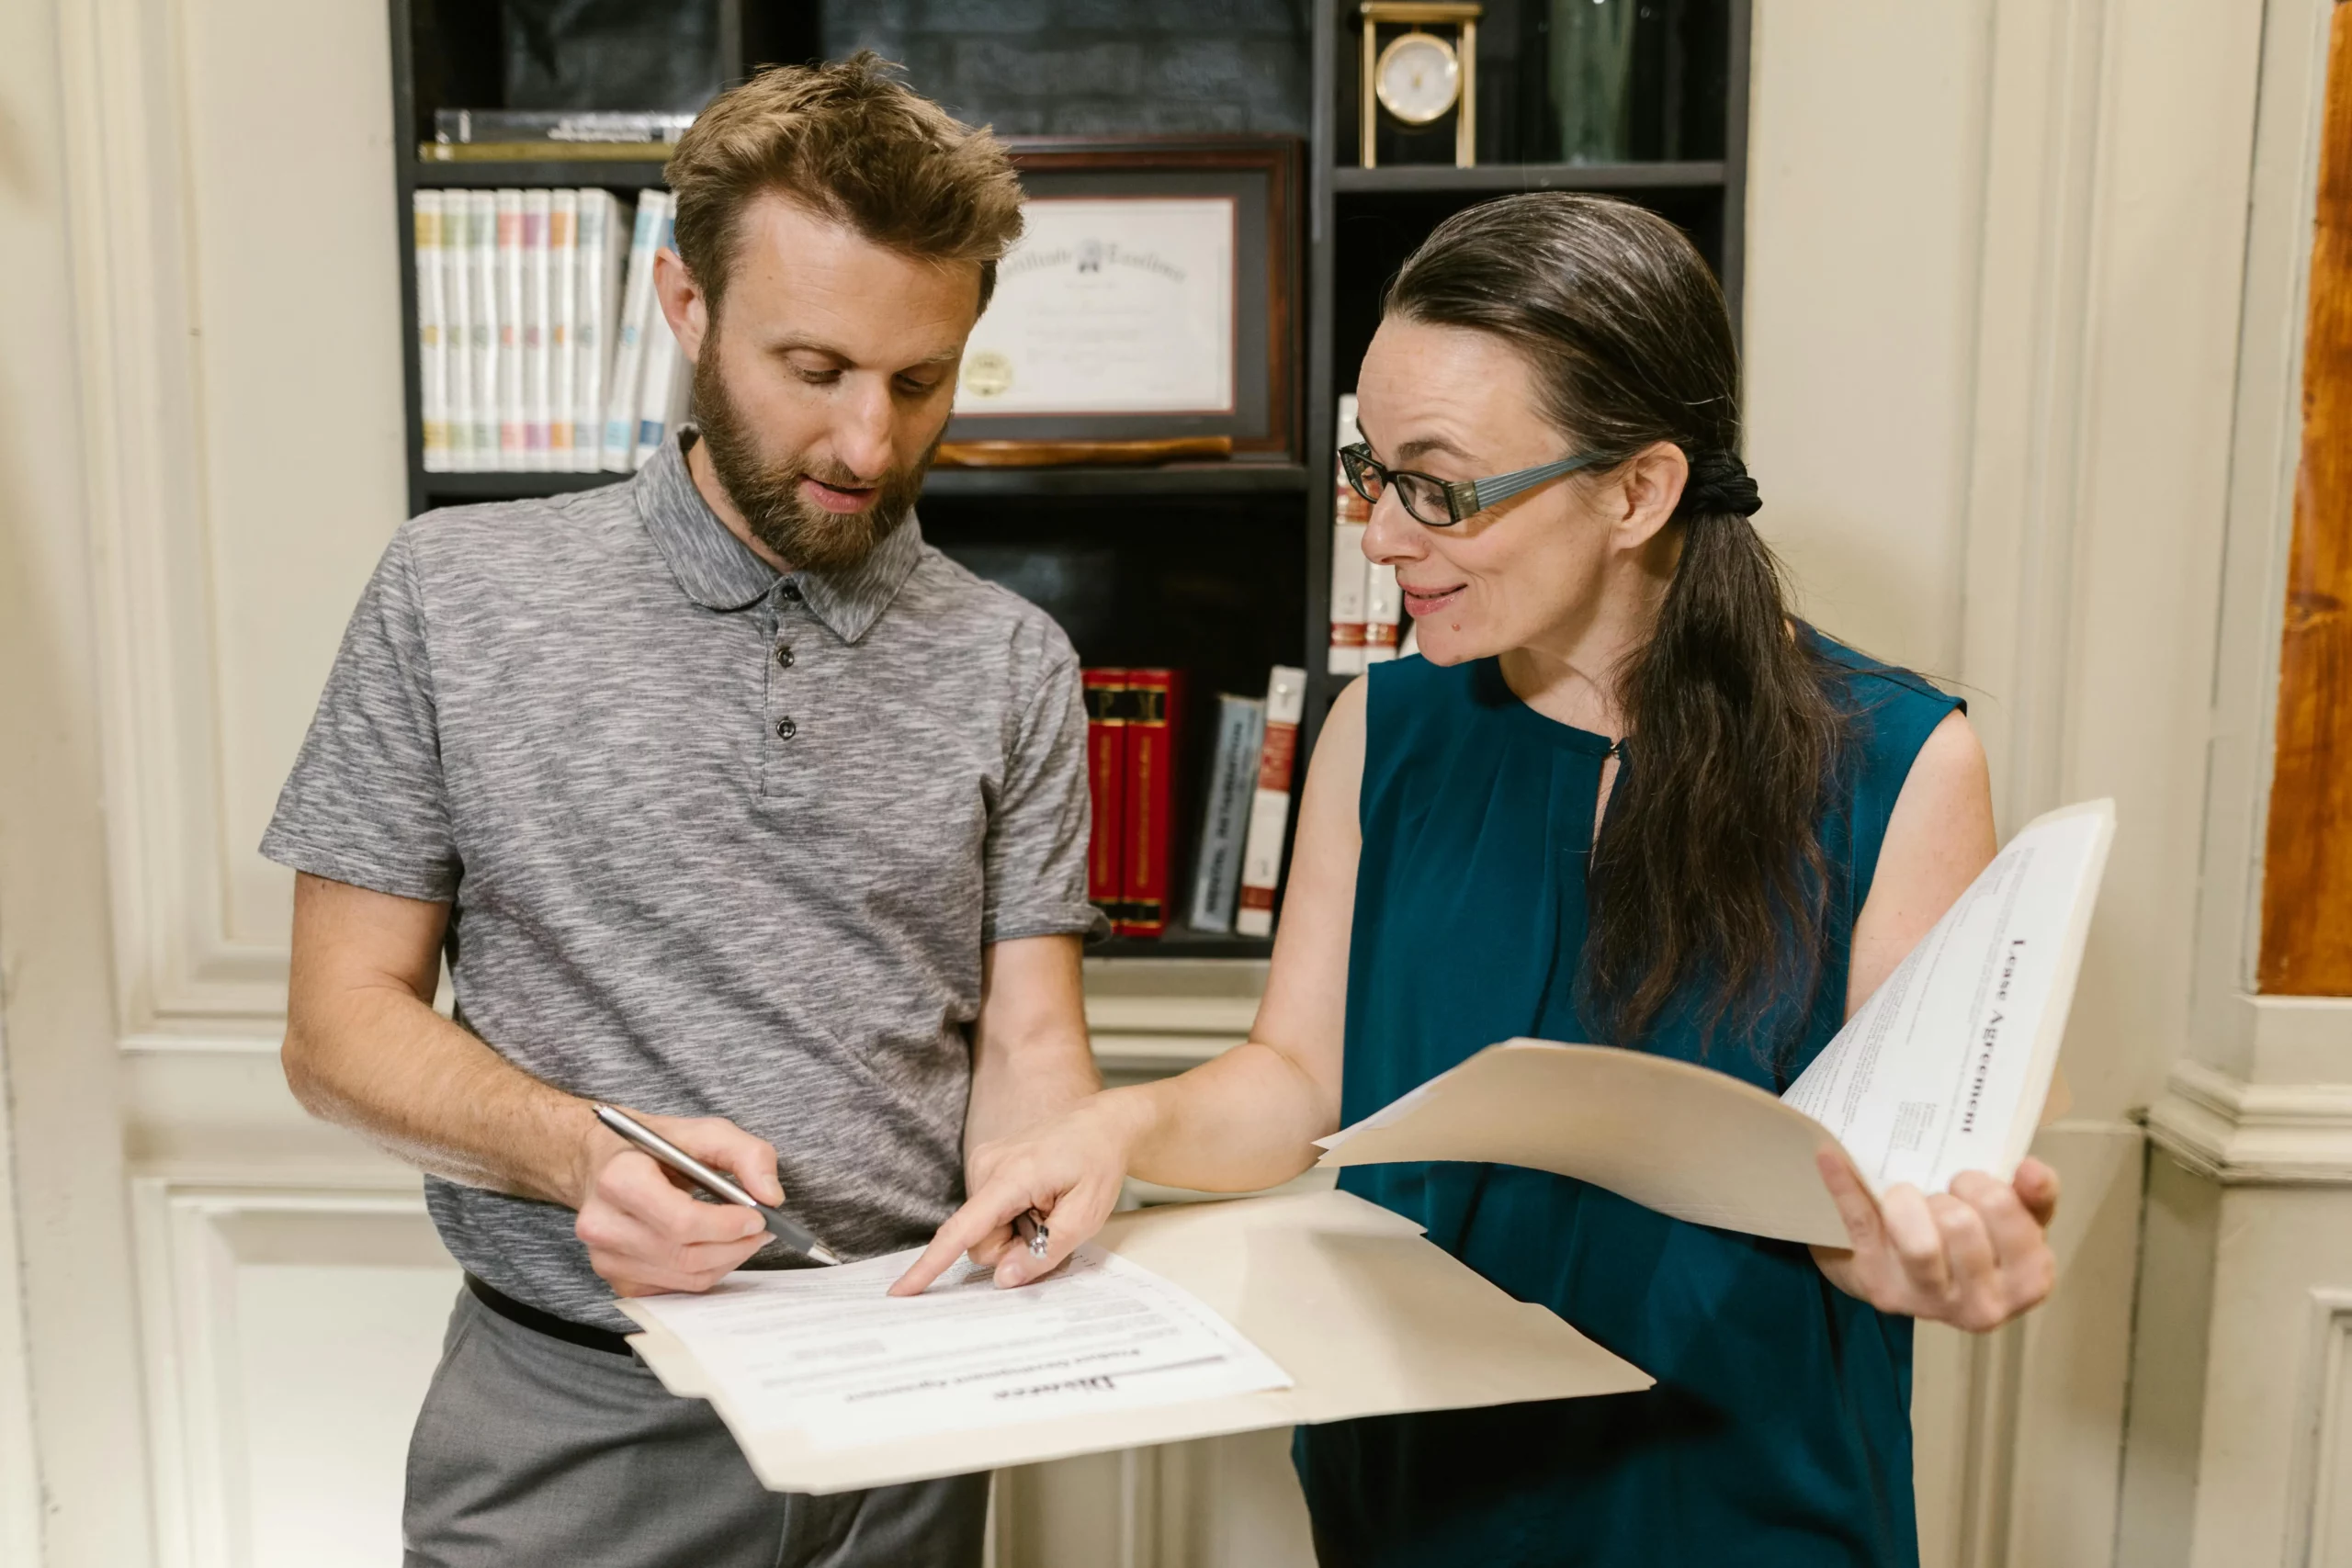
(1334, 0, 1733, 169)
(1091, 931, 1274, 961)
(922, 494, 1307, 702)
(1328, 183, 1730, 414)
(389, 0, 1747, 955)
(926, 464, 1311, 499)
(420, 470, 616, 502)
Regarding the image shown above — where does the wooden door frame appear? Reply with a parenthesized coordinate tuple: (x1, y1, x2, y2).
(2259, 1, 2352, 994)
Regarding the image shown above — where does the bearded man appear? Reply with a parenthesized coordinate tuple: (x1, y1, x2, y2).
(266, 57, 1102, 1568)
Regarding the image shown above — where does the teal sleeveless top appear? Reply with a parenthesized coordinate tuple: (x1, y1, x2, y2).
(1295, 632, 1961, 1568)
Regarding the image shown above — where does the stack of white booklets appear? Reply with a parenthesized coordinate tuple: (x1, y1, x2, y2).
(413, 186, 691, 477)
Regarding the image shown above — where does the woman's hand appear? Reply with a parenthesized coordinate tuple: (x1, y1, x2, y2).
(889, 1093, 1144, 1296)
(1810, 1151, 2060, 1332)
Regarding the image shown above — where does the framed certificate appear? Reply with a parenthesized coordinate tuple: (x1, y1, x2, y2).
(942, 139, 1300, 461)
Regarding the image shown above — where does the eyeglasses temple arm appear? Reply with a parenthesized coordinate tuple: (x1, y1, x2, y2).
(1459, 454, 1616, 519)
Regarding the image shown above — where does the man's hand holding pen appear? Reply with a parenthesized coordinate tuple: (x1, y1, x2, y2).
(572, 1108, 790, 1298)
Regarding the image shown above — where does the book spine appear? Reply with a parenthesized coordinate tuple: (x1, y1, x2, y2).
(1117, 670, 1184, 938)
(1363, 562, 1401, 663)
(1234, 665, 1307, 938)
(443, 187, 476, 471)
(495, 188, 526, 470)
(1082, 669, 1130, 926)
(1329, 392, 1371, 675)
(633, 197, 682, 467)
(598, 191, 628, 461)
(414, 191, 448, 472)
(522, 188, 551, 469)
(571, 191, 611, 470)
(603, 192, 664, 471)
(467, 191, 501, 468)
(1186, 694, 1266, 932)
(548, 189, 578, 471)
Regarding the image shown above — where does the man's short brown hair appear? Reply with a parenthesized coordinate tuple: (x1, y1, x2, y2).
(666, 53, 1025, 317)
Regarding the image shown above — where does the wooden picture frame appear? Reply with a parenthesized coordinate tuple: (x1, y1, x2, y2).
(938, 137, 1302, 465)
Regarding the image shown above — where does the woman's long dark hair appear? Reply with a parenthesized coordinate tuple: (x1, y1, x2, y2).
(1385, 193, 1843, 1054)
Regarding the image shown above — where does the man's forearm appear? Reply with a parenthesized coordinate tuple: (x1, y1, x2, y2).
(963, 933, 1102, 1153)
(285, 982, 597, 1206)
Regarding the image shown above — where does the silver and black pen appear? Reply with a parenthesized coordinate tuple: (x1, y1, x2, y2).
(592, 1103, 842, 1266)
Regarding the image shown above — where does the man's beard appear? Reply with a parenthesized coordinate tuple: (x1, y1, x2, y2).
(691, 337, 934, 574)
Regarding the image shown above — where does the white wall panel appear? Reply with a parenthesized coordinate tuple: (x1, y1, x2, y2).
(174, 0, 409, 949)
(1743, 2, 1991, 676)
(71, 0, 408, 1041)
(2289, 1293, 2352, 1568)
(136, 1184, 456, 1568)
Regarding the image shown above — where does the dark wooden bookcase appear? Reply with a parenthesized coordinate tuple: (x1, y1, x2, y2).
(387, 0, 1748, 960)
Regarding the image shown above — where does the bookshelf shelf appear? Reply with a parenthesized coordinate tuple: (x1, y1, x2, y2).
(410, 158, 671, 190)
(1333, 161, 1728, 197)
(419, 464, 1314, 507)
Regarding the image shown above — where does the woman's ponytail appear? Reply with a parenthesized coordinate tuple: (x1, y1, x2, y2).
(1592, 492, 1838, 1049)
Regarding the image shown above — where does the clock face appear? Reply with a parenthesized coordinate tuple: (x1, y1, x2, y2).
(1375, 31, 1460, 127)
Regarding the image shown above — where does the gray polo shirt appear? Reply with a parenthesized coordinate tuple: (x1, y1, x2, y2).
(264, 433, 1102, 1329)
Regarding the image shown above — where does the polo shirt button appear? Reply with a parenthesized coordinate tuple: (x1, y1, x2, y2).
(775, 645, 795, 669)
(775, 717, 797, 740)
(779, 581, 803, 603)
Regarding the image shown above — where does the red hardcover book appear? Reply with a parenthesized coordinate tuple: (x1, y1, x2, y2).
(1082, 669, 1130, 925)
(1116, 669, 1187, 938)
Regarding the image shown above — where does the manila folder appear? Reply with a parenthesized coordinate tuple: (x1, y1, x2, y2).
(621, 1188, 1652, 1494)
(1317, 1042, 1856, 1248)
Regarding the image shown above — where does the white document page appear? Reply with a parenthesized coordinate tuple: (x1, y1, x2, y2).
(1782, 799, 2113, 1190)
(628, 1244, 1291, 1452)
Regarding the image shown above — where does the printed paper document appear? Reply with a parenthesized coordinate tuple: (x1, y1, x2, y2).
(627, 1243, 1290, 1451)
(1317, 799, 2115, 1247)
(619, 1189, 1652, 1493)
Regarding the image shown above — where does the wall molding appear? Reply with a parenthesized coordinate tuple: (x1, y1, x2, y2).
(2146, 1059, 2352, 1185)
(64, 0, 298, 1043)
(1082, 959, 1262, 1079)
(1956, 0, 2111, 835)
(2187, 0, 2342, 1060)
(2284, 1288, 2352, 1568)
(130, 1179, 446, 1568)
(0, 968, 45, 1567)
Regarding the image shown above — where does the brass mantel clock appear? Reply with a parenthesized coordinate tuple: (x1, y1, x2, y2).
(1360, 2, 1482, 169)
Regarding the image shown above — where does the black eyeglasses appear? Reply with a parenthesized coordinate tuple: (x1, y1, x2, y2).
(1338, 442, 1617, 527)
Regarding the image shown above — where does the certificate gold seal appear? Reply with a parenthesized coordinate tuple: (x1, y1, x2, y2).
(961, 350, 1013, 400)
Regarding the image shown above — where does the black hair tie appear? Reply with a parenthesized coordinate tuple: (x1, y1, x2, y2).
(1680, 449, 1762, 518)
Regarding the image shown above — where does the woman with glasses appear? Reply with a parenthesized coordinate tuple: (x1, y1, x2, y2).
(895, 193, 2057, 1567)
